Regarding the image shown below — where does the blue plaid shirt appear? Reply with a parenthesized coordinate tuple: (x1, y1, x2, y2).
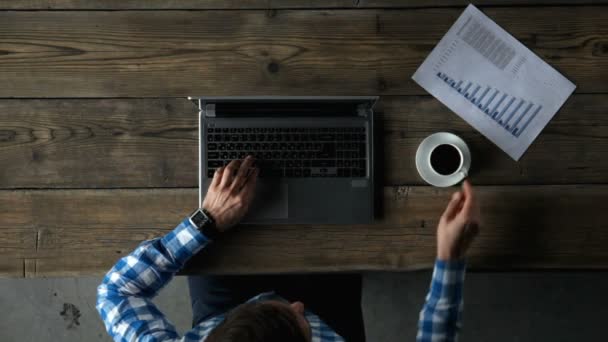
(96, 218, 344, 342)
(96, 218, 465, 342)
(417, 259, 466, 342)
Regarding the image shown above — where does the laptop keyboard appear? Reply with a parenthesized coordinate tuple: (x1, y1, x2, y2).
(206, 127, 367, 178)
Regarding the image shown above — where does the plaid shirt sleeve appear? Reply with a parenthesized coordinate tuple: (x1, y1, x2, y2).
(96, 218, 209, 342)
(417, 259, 466, 342)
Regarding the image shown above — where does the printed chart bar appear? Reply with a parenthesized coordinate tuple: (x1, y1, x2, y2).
(436, 71, 542, 137)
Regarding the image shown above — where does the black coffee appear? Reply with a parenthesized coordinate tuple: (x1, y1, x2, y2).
(430, 144, 461, 175)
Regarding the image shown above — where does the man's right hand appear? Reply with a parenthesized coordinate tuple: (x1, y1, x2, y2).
(202, 156, 259, 232)
(436, 180, 480, 261)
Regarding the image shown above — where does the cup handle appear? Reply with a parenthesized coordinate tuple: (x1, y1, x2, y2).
(459, 168, 469, 178)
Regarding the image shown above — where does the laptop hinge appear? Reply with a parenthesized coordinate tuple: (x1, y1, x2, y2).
(204, 104, 216, 117)
(357, 103, 371, 118)
(188, 98, 216, 117)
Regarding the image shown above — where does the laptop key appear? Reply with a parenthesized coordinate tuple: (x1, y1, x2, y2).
(312, 160, 336, 167)
(311, 167, 337, 176)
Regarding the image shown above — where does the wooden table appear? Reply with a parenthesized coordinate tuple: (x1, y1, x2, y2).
(1, 1, 607, 278)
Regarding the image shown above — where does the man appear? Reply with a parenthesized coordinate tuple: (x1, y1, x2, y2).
(97, 155, 479, 341)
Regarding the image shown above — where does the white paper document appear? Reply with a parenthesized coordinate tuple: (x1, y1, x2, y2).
(412, 4, 576, 160)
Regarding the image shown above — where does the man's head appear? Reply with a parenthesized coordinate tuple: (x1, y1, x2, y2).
(205, 300, 311, 342)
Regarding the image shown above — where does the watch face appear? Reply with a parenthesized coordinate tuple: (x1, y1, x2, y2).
(191, 210, 207, 227)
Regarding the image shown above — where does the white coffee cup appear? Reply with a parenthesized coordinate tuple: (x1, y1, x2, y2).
(415, 132, 471, 187)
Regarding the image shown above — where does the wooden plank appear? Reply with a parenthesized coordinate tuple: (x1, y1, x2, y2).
(1, 95, 606, 188)
(0, 99, 197, 188)
(0, 0, 606, 10)
(0, 185, 606, 277)
(0, 259, 27, 278)
(0, 8, 605, 97)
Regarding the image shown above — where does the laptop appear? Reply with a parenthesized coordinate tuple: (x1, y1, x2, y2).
(188, 96, 378, 224)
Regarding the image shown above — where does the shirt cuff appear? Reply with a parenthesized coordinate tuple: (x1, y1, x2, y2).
(159, 218, 210, 264)
(428, 259, 466, 300)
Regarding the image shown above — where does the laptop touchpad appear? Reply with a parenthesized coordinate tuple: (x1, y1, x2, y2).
(244, 180, 288, 220)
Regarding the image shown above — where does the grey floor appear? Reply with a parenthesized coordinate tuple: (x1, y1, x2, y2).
(1, 272, 607, 342)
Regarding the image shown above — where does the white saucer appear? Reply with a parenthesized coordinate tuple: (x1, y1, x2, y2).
(415, 132, 471, 187)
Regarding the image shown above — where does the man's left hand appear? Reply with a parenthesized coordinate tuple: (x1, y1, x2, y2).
(202, 156, 259, 232)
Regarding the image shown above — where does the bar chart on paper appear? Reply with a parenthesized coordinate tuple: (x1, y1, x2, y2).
(412, 5, 576, 160)
(436, 72, 542, 138)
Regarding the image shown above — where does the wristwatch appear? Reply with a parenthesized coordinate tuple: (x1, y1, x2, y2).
(189, 208, 221, 240)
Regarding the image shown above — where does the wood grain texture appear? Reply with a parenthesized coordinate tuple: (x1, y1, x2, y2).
(0, 0, 606, 9)
(0, 259, 26, 278)
(0, 7, 605, 97)
(0, 185, 606, 277)
(1, 95, 606, 188)
(0, 99, 197, 188)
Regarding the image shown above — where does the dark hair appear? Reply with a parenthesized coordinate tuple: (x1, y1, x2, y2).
(205, 301, 308, 342)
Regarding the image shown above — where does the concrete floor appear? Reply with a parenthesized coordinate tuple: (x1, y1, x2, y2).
(1, 272, 607, 341)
